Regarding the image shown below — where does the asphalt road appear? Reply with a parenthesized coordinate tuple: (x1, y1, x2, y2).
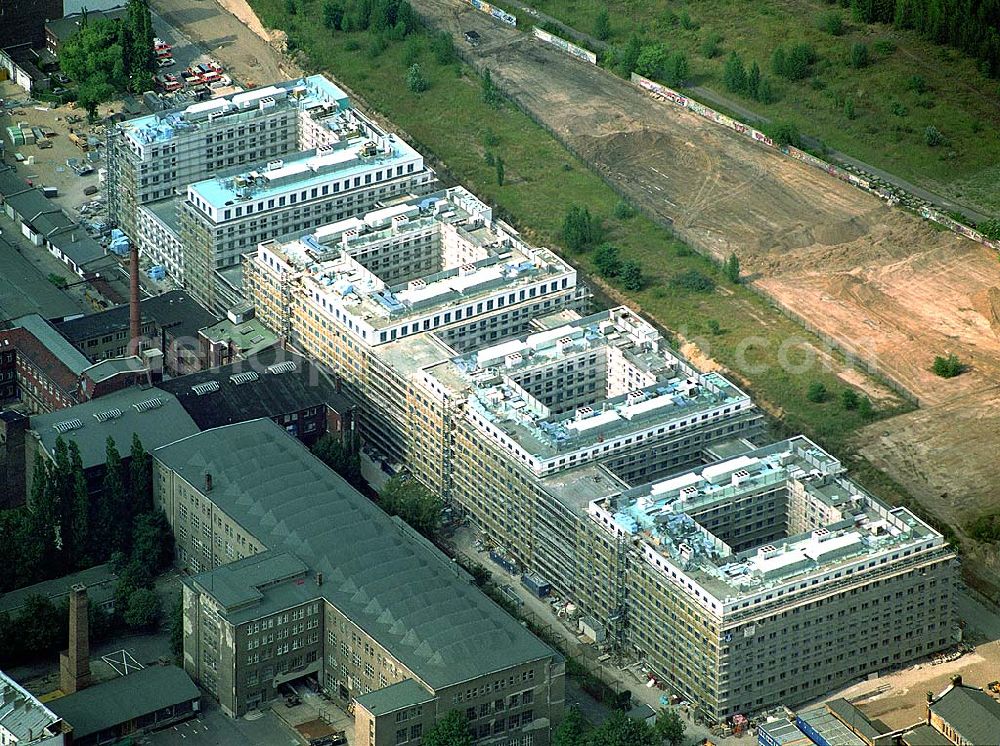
(144, 700, 301, 746)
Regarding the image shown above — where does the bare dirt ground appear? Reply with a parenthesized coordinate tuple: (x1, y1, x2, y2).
(150, 0, 302, 88)
(153, 0, 1000, 590)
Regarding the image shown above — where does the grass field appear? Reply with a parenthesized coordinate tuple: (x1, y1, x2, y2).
(248, 0, 948, 523)
(526, 0, 1000, 216)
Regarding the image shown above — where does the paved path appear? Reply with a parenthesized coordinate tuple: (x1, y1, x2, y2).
(506, 0, 992, 224)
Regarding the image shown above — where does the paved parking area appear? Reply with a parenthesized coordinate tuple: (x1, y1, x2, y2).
(144, 700, 302, 746)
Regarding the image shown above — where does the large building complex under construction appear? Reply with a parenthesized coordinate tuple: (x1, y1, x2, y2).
(107, 75, 434, 310)
(244, 183, 958, 724)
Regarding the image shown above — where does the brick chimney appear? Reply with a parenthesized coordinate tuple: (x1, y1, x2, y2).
(59, 584, 91, 693)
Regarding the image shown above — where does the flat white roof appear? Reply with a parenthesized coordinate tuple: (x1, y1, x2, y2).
(566, 410, 622, 433)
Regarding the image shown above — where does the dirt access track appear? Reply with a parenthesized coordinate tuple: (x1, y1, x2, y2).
(155, 0, 1000, 585)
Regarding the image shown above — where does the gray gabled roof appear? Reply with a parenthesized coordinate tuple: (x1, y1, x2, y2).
(4, 190, 57, 223)
(31, 386, 199, 470)
(156, 419, 557, 691)
(12, 314, 91, 374)
(929, 685, 1000, 745)
(0, 564, 117, 617)
(0, 242, 83, 322)
(47, 665, 198, 739)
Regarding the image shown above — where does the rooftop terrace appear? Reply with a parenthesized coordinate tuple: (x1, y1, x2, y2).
(589, 436, 947, 604)
(119, 75, 350, 149)
(445, 307, 751, 461)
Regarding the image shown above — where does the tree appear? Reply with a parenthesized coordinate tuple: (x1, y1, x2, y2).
(723, 51, 747, 93)
(593, 7, 611, 41)
(769, 121, 800, 147)
(131, 510, 174, 576)
(620, 260, 644, 291)
(699, 32, 723, 58)
(636, 43, 669, 79)
(380, 477, 443, 538)
(554, 706, 588, 746)
(323, 0, 345, 29)
(755, 76, 775, 103)
(594, 244, 622, 278)
(665, 52, 689, 85)
(807, 381, 828, 402)
(670, 269, 714, 292)
(615, 34, 642, 76)
(431, 30, 456, 65)
(406, 63, 429, 93)
(654, 708, 686, 746)
(724, 253, 741, 283)
(979, 219, 1000, 240)
(747, 61, 761, 99)
(932, 353, 964, 377)
(841, 389, 860, 410)
(285, 0, 297, 14)
(858, 395, 874, 420)
(481, 69, 501, 108)
(98, 437, 128, 557)
(69, 441, 90, 569)
(123, 587, 161, 630)
(130, 433, 152, 516)
(819, 10, 845, 35)
(850, 41, 870, 68)
(312, 431, 363, 488)
(562, 205, 597, 251)
(586, 711, 655, 746)
(170, 598, 184, 657)
(423, 711, 472, 746)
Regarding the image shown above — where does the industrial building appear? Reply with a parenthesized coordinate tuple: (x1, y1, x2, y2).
(153, 418, 565, 744)
(579, 436, 956, 720)
(245, 186, 587, 481)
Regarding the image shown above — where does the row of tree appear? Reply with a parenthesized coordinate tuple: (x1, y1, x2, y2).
(607, 36, 690, 86)
(850, 0, 1000, 77)
(59, 0, 157, 117)
(321, 0, 418, 38)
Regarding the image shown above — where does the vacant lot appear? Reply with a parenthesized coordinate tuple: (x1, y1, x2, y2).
(521, 0, 1000, 215)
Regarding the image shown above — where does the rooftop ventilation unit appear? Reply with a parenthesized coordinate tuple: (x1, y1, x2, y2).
(191, 381, 220, 396)
(230, 371, 260, 385)
(54, 418, 84, 433)
(266, 361, 297, 375)
(93, 408, 123, 423)
(266, 159, 284, 172)
(133, 397, 163, 413)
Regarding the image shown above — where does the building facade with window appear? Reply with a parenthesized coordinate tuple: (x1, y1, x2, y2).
(154, 419, 564, 744)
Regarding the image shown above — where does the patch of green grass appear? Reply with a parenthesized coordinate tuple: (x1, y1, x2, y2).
(539, 0, 1000, 214)
(250, 0, 913, 453)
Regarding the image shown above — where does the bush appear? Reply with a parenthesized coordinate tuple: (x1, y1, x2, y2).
(670, 269, 715, 292)
(850, 42, 869, 68)
(699, 32, 723, 59)
(967, 513, 1000, 543)
(707, 319, 722, 335)
(873, 38, 896, 56)
(924, 125, 947, 146)
(594, 244, 623, 278)
(593, 7, 611, 41)
(406, 63, 428, 93)
(818, 10, 845, 35)
(908, 74, 927, 94)
(979, 219, 1000, 239)
(636, 43, 669, 79)
(841, 388, 860, 409)
(773, 43, 817, 80)
(679, 11, 698, 30)
(806, 381, 828, 402)
(724, 51, 747, 93)
(844, 97, 856, 119)
(767, 121, 801, 147)
(431, 30, 456, 65)
(620, 260, 644, 291)
(613, 200, 635, 219)
(890, 101, 908, 116)
(562, 205, 598, 251)
(932, 353, 964, 377)
(47, 273, 68, 289)
(724, 253, 740, 283)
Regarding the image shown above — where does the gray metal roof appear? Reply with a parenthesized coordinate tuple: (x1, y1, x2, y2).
(47, 665, 198, 739)
(900, 724, 953, 746)
(4, 190, 56, 223)
(56, 290, 218, 345)
(12, 314, 91, 374)
(0, 236, 83, 322)
(0, 564, 117, 617)
(0, 167, 30, 198)
(31, 386, 199, 470)
(0, 670, 63, 742)
(47, 229, 105, 267)
(355, 679, 434, 716)
(83, 355, 146, 383)
(157, 419, 557, 691)
(928, 685, 1000, 745)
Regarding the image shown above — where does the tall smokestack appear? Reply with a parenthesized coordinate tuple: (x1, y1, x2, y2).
(59, 584, 91, 694)
(129, 242, 141, 357)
